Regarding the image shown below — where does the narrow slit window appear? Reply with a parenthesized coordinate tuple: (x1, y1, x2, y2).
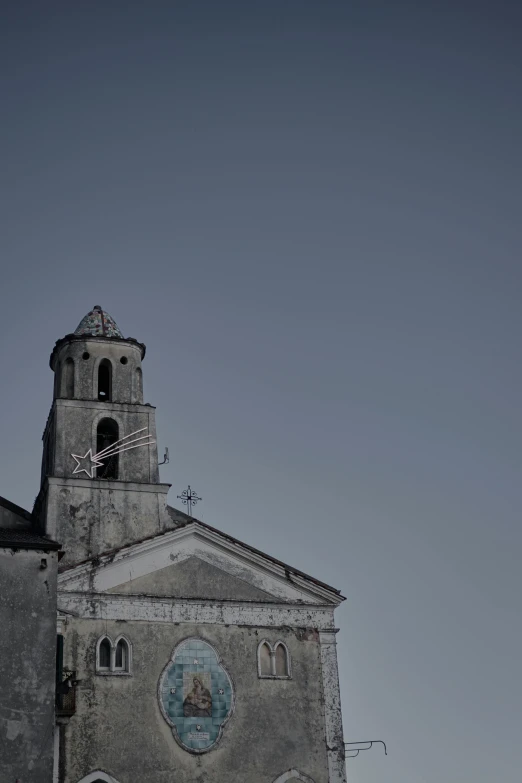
(259, 642, 272, 676)
(98, 359, 112, 401)
(96, 418, 119, 479)
(99, 638, 111, 670)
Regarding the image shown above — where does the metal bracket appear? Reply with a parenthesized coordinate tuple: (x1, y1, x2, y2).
(344, 740, 387, 758)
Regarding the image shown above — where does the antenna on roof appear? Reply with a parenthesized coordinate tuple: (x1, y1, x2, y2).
(158, 447, 169, 466)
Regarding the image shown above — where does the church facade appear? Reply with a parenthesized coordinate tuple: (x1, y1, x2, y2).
(35, 306, 347, 783)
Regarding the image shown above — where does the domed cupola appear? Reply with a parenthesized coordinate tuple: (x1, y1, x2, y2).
(49, 306, 147, 406)
(74, 305, 124, 339)
(50, 306, 146, 371)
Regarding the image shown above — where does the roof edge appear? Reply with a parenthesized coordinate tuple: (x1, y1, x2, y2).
(0, 528, 62, 551)
(59, 505, 345, 601)
(0, 495, 33, 522)
(50, 334, 146, 369)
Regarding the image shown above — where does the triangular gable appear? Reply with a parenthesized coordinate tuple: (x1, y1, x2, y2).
(107, 556, 278, 601)
(58, 521, 343, 606)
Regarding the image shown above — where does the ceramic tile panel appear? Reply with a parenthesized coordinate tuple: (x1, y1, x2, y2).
(159, 638, 234, 753)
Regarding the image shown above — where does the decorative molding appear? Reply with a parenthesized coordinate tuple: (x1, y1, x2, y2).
(257, 639, 292, 679)
(58, 592, 336, 630)
(95, 634, 132, 676)
(319, 631, 347, 783)
(75, 773, 121, 783)
(47, 476, 170, 494)
(272, 769, 316, 782)
(58, 522, 342, 606)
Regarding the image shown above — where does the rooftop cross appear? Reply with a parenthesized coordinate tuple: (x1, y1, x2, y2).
(176, 485, 202, 517)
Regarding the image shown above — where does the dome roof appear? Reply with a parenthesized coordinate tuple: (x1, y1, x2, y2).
(74, 306, 123, 338)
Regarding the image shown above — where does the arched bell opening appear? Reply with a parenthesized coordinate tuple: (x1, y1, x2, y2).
(97, 359, 112, 402)
(96, 418, 119, 479)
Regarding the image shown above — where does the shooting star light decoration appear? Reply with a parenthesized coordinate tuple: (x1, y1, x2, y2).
(71, 427, 155, 478)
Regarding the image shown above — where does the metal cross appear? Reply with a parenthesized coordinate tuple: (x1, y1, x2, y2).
(177, 485, 202, 517)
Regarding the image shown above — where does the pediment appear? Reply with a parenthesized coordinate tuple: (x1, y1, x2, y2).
(107, 556, 277, 602)
(58, 522, 343, 606)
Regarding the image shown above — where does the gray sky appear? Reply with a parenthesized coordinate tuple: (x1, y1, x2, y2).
(1, 2, 521, 780)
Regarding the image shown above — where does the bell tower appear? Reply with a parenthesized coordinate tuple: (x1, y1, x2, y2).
(35, 306, 174, 566)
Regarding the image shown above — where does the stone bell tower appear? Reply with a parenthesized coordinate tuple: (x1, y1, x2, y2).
(35, 306, 174, 567)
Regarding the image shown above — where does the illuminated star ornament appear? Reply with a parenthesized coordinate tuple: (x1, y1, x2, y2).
(71, 427, 156, 479)
(71, 449, 104, 478)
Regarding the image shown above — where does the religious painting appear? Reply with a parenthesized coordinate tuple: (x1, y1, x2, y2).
(183, 672, 212, 717)
(159, 638, 234, 753)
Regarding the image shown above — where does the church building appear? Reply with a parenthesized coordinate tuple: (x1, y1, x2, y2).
(35, 306, 347, 783)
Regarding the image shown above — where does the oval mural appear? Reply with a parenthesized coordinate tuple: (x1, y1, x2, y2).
(159, 638, 234, 752)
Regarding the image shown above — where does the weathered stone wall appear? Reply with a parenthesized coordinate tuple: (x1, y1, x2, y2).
(62, 619, 328, 783)
(44, 477, 174, 568)
(53, 338, 144, 405)
(0, 548, 58, 783)
(49, 399, 160, 483)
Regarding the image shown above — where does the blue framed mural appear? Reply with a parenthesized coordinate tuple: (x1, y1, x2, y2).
(158, 638, 234, 753)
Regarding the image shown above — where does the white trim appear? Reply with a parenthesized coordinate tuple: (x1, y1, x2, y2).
(58, 522, 342, 606)
(59, 592, 336, 630)
(57, 613, 67, 634)
(75, 773, 121, 783)
(272, 770, 316, 782)
(319, 631, 347, 783)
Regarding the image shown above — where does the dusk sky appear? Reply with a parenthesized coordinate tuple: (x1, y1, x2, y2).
(1, 2, 521, 781)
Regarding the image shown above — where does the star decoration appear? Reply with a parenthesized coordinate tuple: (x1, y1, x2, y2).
(71, 449, 104, 478)
(170, 687, 176, 694)
(218, 688, 224, 695)
(196, 725, 202, 731)
(193, 659, 199, 664)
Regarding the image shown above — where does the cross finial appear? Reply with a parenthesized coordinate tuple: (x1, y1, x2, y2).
(176, 485, 202, 517)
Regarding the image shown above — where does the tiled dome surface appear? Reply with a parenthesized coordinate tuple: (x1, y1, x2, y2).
(74, 306, 123, 338)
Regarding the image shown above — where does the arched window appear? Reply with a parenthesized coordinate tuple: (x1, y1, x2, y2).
(98, 359, 112, 402)
(114, 638, 129, 671)
(272, 771, 315, 783)
(63, 358, 74, 398)
(275, 643, 290, 677)
(98, 638, 111, 670)
(96, 635, 132, 676)
(258, 640, 291, 678)
(96, 418, 119, 479)
(259, 642, 272, 676)
(76, 773, 122, 783)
